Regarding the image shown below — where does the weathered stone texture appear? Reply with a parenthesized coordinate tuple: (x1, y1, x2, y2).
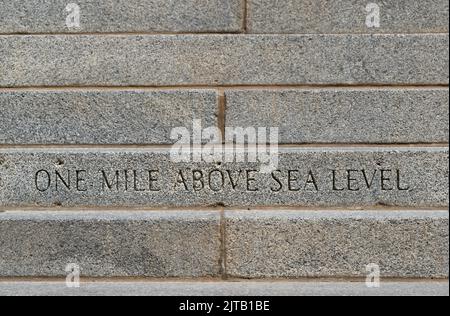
(226, 210, 450, 278)
(226, 88, 449, 144)
(0, 35, 447, 87)
(0, 90, 218, 144)
(247, 0, 449, 34)
(0, 0, 243, 33)
(0, 211, 221, 277)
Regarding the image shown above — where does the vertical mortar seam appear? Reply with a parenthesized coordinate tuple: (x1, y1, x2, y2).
(219, 207, 228, 280)
(242, 0, 249, 33)
(217, 88, 227, 143)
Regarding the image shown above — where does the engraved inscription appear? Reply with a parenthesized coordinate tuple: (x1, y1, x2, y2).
(331, 169, 410, 191)
(33, 168, 411, 193)
(100, 170, 161, 192)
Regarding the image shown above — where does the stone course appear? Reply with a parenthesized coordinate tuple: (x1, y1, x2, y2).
(0, 0, 448, 290)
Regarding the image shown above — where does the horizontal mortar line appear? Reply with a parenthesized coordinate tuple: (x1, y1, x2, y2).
(247, 32, 450, 36)
(0, 84, 448, 91)
(267, 143, 449, 148)
(0, 144, 174, 150)
(0, 32, 448, 36)
(0, 206, 225, 212)
(0, 276, 448, 283)
(223, 206, 449, 212)
(0, 206, 448, 213)
(0, 144, 447, 150)
(0, 31, 244, 36)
